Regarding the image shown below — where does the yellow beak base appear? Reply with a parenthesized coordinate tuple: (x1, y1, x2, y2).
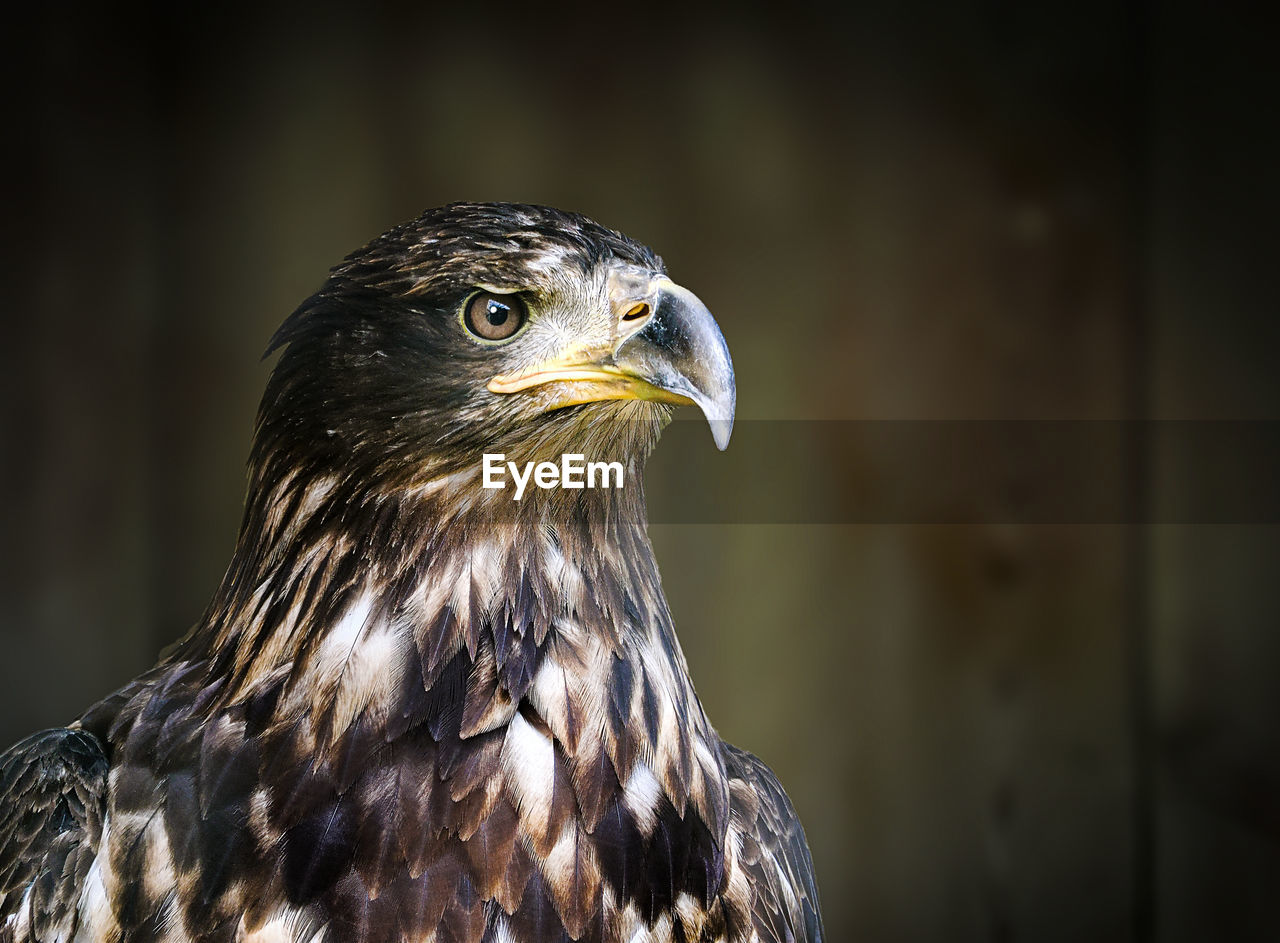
(486, 366, 695, 410)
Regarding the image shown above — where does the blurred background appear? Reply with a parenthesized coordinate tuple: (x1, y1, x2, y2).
(2, 1, 1276, 940)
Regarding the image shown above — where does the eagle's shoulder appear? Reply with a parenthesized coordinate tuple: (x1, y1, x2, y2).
(0, 725, 110, 941)
(722, 742, 824, 943)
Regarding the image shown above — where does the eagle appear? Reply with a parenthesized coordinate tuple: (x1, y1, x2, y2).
(0, 203, 823, 943)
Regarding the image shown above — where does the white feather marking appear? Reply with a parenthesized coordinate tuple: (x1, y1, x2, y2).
(720, 828, 756, 930)
(775, 855, 800, 913)
(530, 658, 574, 741)
(693, 737, 719, 773)
(674, 891, 709, 941)
(295, 476, 337, 518)
(72, 854, 113, 943)
(332, 627, 408, 732)
(237, 905, 321, 943)
(622, 762, 664, 835)
(524, 245, 572, 274)
(542, 540, 584, 606)
(501, 710, 556, 834)
(322, 591, 375, 657)
(249, 787, 273, 837)
(402, 467, 471, 502)
(6, 885, 33, 940)
(447, 537, 504, 620)
(632, 636, 694, 795)
(543, 821, 597, 898)
(414, 556, 461, 621)
(627, 911, 673, 943)
(488, 916, 517, 943)
(140, 816, 177, 909)
(302, 592, 409, 734)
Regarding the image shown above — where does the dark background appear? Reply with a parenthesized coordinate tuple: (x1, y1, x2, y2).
(2, 2, 1277, 940)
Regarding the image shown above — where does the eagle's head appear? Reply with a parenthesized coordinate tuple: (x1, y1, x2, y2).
(196, 200, 735, 743)
(250, 202, 734, 503)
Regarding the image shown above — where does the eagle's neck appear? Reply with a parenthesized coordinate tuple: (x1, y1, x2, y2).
(179, 461, 729, 842)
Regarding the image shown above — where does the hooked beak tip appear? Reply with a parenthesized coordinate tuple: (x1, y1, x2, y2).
(710, 416, 734, 451)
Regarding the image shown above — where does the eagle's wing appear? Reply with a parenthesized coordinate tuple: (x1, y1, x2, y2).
(723, 742, 824, 943)
(0, 727, 109, 942)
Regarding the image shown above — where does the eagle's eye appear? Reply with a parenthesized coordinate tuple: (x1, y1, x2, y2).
(463, 291, 527, 343)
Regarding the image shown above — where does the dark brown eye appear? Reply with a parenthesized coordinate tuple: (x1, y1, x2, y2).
(463, 292, 527, 342)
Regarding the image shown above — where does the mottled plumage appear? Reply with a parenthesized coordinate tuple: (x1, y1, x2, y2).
(0, 203, 822, 942)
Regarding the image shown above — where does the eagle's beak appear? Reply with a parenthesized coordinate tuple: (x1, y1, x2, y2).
(487, 278, 736, 450)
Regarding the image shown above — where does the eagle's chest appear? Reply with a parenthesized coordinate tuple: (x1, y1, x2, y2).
(88, 638, 729, 943)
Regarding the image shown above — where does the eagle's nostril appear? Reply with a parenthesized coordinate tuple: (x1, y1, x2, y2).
(621, 302, 650, 322)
